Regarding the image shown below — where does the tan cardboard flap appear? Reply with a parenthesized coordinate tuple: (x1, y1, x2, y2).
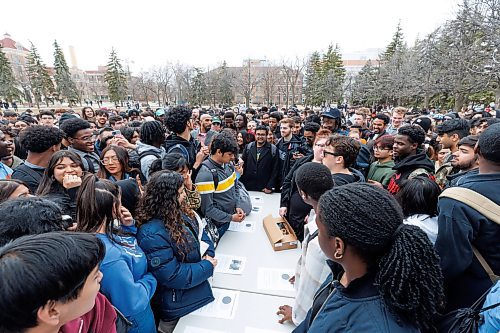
(263, 214, 285, 243)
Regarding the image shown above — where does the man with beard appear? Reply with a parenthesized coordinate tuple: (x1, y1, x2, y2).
(386, 125, 435, 195)
(240, 125, 278, 193)
(445, 135, 479, 188)
(302, 122, 320, 151)
(434, 118, 470, 188)
(191, 114, 217, 146)
(275, 118, 308, 189)
(367, 114, 390, 142)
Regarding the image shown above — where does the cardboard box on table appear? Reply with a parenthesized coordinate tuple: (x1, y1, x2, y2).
(262, 214, 298, 251)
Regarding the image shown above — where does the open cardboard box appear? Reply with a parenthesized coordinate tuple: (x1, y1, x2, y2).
(262, 214, 298, 251)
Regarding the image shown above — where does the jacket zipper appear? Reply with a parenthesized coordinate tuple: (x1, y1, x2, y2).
(172, 289, 176, 302)
(309, 281, 336, 325)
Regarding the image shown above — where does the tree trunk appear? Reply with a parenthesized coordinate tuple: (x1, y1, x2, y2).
(424, 93, 430, 109)
(495, 85, 500, 107)
(454, 93, 466, 112)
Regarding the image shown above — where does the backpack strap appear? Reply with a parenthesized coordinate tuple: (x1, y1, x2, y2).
(202, 159, 219, 190)
(440, 187, 500, 283)
(83, 155, 96, 173)
(440, 187, 500, 225)
(167, 144, 190, 164)
(138, 150, 161, 161)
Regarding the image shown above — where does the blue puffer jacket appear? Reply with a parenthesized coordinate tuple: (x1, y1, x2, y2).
(293, 261, 418, 333)
(137, 214, 215, 321)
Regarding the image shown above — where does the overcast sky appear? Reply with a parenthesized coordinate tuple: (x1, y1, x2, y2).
(3, 0, 459, 73)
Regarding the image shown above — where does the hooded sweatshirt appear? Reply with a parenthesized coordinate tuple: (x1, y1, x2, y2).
(163, 134, 199, 169)
(332, 168, 366, 186)
(387, 153, 435, 195)
(136, 141, 165, 180)
(367, 160, 396, 186)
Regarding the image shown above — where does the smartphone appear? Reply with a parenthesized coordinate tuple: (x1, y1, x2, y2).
(111, 130, 121, 136)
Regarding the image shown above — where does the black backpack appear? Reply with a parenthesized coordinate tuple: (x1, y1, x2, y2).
(129, 150, 161, 170)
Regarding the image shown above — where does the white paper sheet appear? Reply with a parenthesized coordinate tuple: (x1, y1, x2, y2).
(228, 219, 256, 233)
(184, 326, 227, 333)
(251, 206, 262, 213)
(257, 268, 294, 291)
(190, 288, 239, 319)
(244, 328, 283, 333)
(214, 254, 246, 275)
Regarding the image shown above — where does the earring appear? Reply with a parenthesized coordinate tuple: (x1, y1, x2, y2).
(333, 251, 343, 260)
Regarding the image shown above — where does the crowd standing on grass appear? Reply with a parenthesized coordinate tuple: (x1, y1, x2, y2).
(0, 103, 499, 333)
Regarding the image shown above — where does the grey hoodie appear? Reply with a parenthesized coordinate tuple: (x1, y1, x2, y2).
(195, 157, 239, 226)
(136, 141, 165, 180)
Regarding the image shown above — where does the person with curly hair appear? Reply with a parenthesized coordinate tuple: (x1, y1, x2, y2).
(293, 183, 445, 332)
(164, 106, 206, 171)
(386, 125, 435, 194)
(137, 170, 217, 333)
(11, 125, 64, 192)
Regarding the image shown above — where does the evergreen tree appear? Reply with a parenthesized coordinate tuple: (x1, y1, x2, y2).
(190, 67, 207, 106)
(352, 60, 380, 106)
(105, 48, 128, 106)
(26, 42, 55, 108)
(0, 45, 21, 102)
(304, 51, 322, 106)
(322, 44, 346, 104)
(382, 22, 405, 60)
(53, 40, 79, 106)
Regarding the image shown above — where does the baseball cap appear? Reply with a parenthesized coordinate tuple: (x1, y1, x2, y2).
(212, 116, 221, 124)
(321, 108, 341, 119)
(155, 108, 166, 116)
(413, 117, 432, 133)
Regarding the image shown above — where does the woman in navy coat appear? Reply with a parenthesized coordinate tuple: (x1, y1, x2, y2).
(137, 170, 217, 333)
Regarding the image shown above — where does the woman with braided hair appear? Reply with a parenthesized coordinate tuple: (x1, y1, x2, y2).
(293, 183, 445, 333)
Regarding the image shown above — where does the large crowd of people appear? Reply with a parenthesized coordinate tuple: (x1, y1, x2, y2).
(0, 103, 499, 333)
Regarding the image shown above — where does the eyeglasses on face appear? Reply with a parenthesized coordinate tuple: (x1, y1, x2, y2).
(323, 150, 341, 157)
(373, 146, 391, 151)
(102, 156, 119, 164)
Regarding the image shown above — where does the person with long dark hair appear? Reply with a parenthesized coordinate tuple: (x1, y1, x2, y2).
(237, 130, 254, 157)
(76, 174, 157, 333)
(137, 170, 217, 333)
(36, 150, 84, 220)
(97, 145, 139, 181)
(293, 183, 445, 332)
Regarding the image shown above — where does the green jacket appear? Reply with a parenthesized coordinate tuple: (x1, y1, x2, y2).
(367, 160, 396, 186)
